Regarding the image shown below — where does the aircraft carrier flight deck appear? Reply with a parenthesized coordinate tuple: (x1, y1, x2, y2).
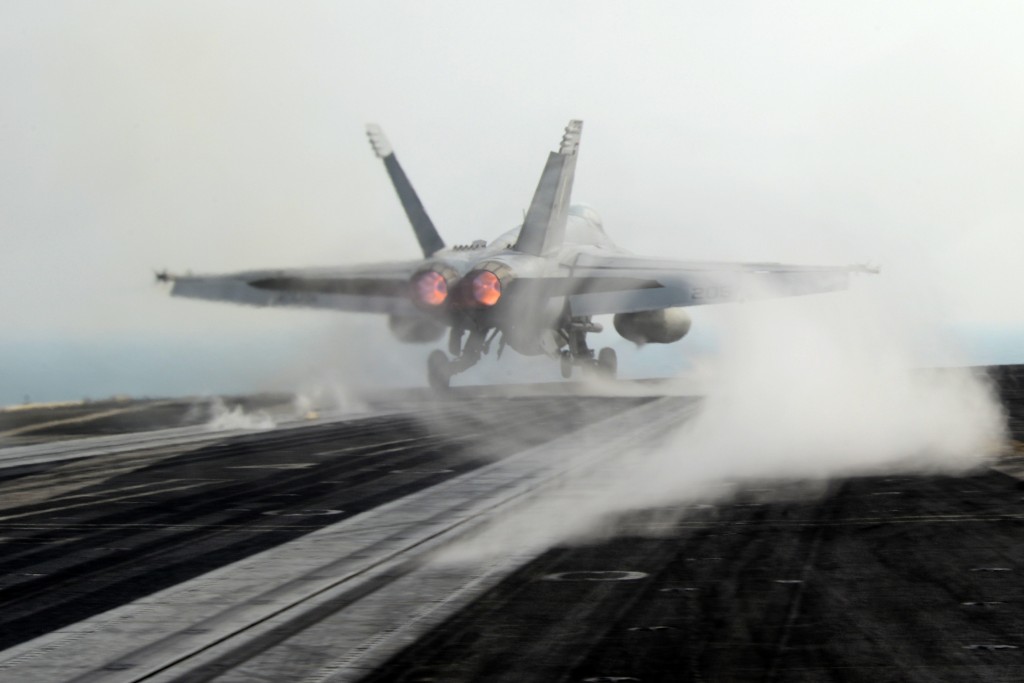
(0, 367, 1021, 682)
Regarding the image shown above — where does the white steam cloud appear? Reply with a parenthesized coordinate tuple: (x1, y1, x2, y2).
(198, 376, 371, 432)
(204, 397, 276, 431)
(439, 286, 1007, 562)
(290, 375, 369, 419)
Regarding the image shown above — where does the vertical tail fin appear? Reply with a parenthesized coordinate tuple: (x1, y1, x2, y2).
(514, 120, 583, 256)
(366, 124, 446, 257)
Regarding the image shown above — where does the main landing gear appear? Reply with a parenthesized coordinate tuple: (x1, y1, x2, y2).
(559, 317, 617, 380)
(427, 350, 451, 391)
(427, 329, 489, 390)
(597, 346, 618, 377)
(559, 346, 617, 380)
(426, 320, 618, 390)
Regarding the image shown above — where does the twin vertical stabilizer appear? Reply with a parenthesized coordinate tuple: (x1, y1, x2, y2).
(514, 120, 583, 256)
(367, 120, 583, 259)
(366, 124, 446, 258)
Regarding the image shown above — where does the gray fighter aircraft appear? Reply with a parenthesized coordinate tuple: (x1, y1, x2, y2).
(165, 120, 875, 389)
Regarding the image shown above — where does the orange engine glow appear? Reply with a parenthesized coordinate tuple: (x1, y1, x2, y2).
(413, 271, 448, 306)
(471, 271, 502, 306)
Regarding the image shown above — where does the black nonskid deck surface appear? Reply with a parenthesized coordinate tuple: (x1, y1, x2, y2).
(0, 396, 644, 651)
(363, 470, 1024, 683)
(0, 366, 1021, 681)
(360, 365, 1024, 683)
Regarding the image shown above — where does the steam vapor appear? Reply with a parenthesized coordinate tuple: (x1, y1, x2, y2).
(203, 397, 276, 431)
(437, 285, 1007, 563)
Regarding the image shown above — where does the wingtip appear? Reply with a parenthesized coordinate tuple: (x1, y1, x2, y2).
(365, 124, 393, 158)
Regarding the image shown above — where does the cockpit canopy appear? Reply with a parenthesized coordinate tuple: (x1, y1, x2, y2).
(568, 203, 603, 228)
(565, 204, 613, 247)
(489, 204, 610, 250)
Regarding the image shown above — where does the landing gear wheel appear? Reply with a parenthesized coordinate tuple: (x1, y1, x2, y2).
(597, 347, 618, 379)
(427, 350, 451, 391)
(448, 328, 464, 356)
(560, 352, 573, 379)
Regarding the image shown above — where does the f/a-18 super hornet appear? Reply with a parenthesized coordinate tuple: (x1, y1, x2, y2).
(164, 120, 875, 389)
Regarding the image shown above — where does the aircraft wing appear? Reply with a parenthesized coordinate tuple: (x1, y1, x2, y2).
(561, 254, 877, 317)
(167, 261, 424, 316)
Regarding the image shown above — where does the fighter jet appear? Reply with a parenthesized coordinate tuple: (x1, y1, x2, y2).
(164, 120, 875, 389)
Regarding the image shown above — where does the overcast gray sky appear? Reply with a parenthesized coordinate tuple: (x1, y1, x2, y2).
(2, 1, 1023, 403)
